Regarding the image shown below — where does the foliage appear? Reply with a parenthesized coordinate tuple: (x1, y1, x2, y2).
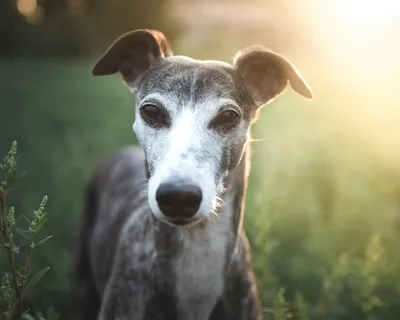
(0, 142, 53, 320)
(244, 92, 400, 319)
(0, 59, 134, 317)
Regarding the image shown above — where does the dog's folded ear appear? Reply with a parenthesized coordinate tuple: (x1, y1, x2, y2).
(234, 46, 313, 106)
(92, 29, 172, 89)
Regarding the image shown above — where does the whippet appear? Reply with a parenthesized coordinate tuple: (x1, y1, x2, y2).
(73, 29, 313, 320)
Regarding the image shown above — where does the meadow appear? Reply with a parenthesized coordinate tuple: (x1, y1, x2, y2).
(1, 56, 400, 320)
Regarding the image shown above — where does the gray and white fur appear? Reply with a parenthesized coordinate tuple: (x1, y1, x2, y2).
(72, 29, 313, 320)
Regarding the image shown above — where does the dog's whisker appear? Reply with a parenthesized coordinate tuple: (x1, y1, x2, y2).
(214, 196, 225, 208)
(211, 210, 220, 220)
(250, 135, 270, 143)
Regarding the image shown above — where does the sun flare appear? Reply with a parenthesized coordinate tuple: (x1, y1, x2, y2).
(335, 0, 400, 27)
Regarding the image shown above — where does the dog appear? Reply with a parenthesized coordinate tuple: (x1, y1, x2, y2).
(73, 29, 313, 320)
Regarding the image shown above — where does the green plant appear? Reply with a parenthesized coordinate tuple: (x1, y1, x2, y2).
(0, 141, 52, 320)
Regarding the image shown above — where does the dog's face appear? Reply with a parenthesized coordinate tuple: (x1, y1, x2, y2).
(132, 57, 255, 227)
(92, 29, 312, 227)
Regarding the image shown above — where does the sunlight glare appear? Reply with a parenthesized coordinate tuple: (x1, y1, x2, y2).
(336, 0, 400, 28)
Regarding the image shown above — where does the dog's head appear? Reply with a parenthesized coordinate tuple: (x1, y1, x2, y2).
(92, 29, 312, 227)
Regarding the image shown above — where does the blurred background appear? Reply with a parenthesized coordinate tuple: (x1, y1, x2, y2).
(1, 0, 400, 319)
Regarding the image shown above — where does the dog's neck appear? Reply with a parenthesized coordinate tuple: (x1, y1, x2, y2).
(221, 143, 251, 238)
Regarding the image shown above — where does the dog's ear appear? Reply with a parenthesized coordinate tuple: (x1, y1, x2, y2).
(234, 46, 312, 107)
(92, 29, 172, 90)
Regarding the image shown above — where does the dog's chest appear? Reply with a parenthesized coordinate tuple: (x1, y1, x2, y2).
(172, 219, 232, 320)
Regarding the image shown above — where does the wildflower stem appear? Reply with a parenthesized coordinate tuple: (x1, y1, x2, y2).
(24, 247, 31, 276)
(0, 192, 23, 318)
(19, 245, 32, 305)
(0, 192, 6, 236)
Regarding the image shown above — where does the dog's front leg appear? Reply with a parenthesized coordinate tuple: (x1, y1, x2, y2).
(97, 234, 155, 320)
(210, 231, 261, 320)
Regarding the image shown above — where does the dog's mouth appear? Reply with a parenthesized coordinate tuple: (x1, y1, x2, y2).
(158, 216, 206, 228)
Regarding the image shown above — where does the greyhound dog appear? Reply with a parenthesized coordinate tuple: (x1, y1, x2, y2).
(73, 29, 312, 320)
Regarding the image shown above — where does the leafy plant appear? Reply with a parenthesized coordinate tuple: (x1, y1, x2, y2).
(0, 142, 52, 320)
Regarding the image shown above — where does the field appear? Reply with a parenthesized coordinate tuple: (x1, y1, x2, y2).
(1, 58, 400, 319)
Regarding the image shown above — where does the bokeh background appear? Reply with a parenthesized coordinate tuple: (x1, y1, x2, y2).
(1, 0, 400, 319)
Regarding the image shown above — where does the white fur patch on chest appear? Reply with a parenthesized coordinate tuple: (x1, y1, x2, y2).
(172, 196, 234, 320)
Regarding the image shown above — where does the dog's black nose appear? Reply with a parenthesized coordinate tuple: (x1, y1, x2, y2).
(156, 181, 202, 220)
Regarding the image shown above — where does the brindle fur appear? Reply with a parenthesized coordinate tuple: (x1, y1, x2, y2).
(72, 29, 312, 320)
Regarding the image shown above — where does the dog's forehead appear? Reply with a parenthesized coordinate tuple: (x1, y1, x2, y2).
(137, 56, 251, 108)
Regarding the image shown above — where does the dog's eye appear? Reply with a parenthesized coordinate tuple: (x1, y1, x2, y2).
(214, 110, 240, 128)
(140, 104, 169, 127)
(141, 104, 160, 119)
